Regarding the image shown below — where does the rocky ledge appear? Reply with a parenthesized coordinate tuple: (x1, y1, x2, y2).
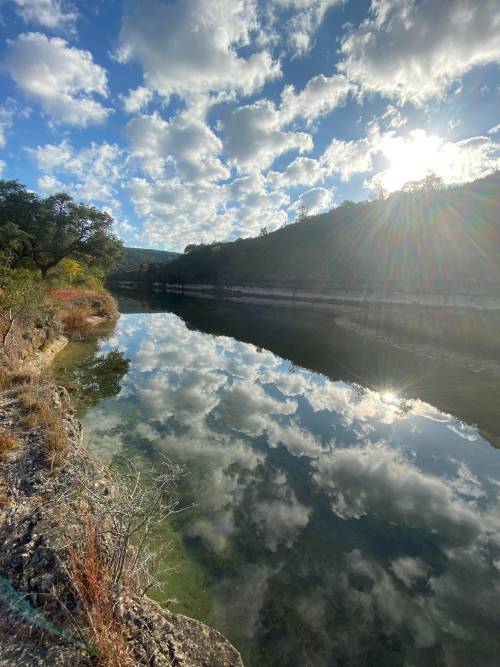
(0, 382, 243, 666)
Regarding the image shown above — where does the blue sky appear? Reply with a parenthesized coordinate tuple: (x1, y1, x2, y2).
(0, 0, 499, 251)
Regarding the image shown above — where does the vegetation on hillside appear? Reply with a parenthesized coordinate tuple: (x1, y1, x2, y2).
(0, 179, 122, 364)
(147, 172, 500, 289)
(114, 246, 180, 273)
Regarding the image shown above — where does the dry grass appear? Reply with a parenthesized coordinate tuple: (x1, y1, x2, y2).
(51, 289, 118, 320)
(69, 519, 134, 667)
(15, 381, 70, 467)
(8, 369, 36, 386)
(60, 306, 93, 334)
(0, 492, 9, 510)
(0, 366, 9, 391)
(0, 427, 19, 460)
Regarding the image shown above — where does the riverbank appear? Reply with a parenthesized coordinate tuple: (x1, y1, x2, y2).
(0, 291, 243, 666)
(111, 283, 500, 377)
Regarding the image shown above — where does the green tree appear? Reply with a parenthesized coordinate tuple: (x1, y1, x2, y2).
(0, 253, 43, 358)
(60, 258, 82, 285)
(0, 181, 123, 277)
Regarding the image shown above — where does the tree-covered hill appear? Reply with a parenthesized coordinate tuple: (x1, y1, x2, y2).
(116, 247, 180, 272)
(153, 172, 500, 290)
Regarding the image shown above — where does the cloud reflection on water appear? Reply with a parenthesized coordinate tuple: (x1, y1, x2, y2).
(82, 312, 500, 665)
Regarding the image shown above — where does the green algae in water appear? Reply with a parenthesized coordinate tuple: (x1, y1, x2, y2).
(52, 303, 500, 667)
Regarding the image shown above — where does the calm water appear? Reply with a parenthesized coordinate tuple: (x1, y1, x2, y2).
(54, 295, 500, 666)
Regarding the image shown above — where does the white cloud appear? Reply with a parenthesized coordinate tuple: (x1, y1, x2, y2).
(117, 0, 280, 100)
(267, 156, 324, 188)
(340, 0, 500, 105)
(390, 557, 428, 588)
(381, 104, 407, 129)
(0, 104, 14, 149)
(28, 139, 125, 206)
(4, 32, 110, 126)
(280, 74, 354, 124)
(37, 173, 64, 193)
(126, 111, 229, 183)
(222, 99, 313, 172)
(489, 124, 500, 136)
(321, 136, 374, 180)
(270, 0, 341, 56)
(11, 0, 77, 30)
(313, 443, 480, 545)
(291, 186, 333, 214)
(369, 129, 500, 192)
(120, 86, 153, 114)
(128, 176, 232, 250)
(254, 493, 311, 551)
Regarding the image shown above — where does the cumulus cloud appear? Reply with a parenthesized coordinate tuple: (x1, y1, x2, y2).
(270, 0, 342, 56)
(222, 99, 313, 172)
(254, 493, 311, 551)
(27, 139, 125, 208)
(120, 86, 153, 114)
(321, 136, 374, 180)
(10, 0, 77, 30)
(291, 186, 334, 214)
(0, 104, 14, 148)
(77, 306, 500, 664)
(313, 443, 480, 545)
(267, 156, 324, 189)
(4, 32, 110, 125)
(126, 111, 229, 183)
(340, 0, 500, 105)
(128, 176, 231, 250)
(117, 0, 280, 101)
(390, 557, 428, 588)
(280, 74, 354, 124)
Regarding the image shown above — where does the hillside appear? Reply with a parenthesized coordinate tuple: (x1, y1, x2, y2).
(116, 246, 180, 272)
(153, 173, 500, 290)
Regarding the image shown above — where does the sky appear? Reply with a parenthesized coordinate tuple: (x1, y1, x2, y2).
(0, 0, 499, 252)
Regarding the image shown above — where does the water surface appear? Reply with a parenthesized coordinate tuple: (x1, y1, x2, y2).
(54, 295, 500, 666)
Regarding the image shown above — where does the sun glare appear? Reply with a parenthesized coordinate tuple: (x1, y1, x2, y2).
(381, 390, 398, 404)
(378, 129, 452, 192)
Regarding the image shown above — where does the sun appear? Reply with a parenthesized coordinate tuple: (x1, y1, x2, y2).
(377, 129, 452, 192)
(381, 390, 399, 404)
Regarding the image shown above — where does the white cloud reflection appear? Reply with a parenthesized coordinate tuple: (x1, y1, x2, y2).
(81, 311, 500, 661)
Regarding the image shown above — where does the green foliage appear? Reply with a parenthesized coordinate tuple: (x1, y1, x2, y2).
(114, 247, 179, 272)
(0, 180, 123, 277)
(0, 253, 45, 355)
(46, 260, 105, 290)
(60, 258, 82, 285)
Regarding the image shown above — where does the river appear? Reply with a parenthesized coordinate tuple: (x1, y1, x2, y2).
(52, 293, 500, 666)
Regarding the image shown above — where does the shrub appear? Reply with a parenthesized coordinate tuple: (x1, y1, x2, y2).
(69, 519, 134, 667)
(0, 265, 45, 358)
(16, 382, 69, 466)
(61, 306, 93, 334)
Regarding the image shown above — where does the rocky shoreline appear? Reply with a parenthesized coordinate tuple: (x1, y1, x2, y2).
(0, 316, 243, 665)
